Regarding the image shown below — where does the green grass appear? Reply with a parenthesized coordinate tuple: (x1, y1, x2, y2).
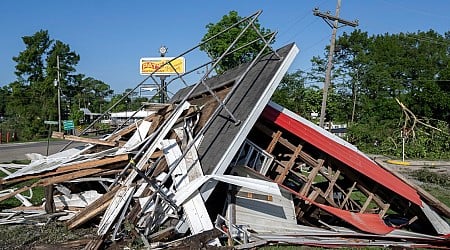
(411, 169, 450, 188)
(0, 163, 44, 208)
(420, 183, 450, 208)
(408, 168, 450, 208)
(0, 179, 45, 209)
(0, 159, 31, 164)
(11, 159, 31, 164)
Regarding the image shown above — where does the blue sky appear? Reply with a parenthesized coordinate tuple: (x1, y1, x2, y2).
(1, 0, 449, 95)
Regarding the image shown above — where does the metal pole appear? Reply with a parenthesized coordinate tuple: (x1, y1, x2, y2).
(46, 125, 51, 156)
(57, 55, 62, 132)
(402, 131, 405, 162)
(160, 77, 166, 103)
(159, 46, 167, 103)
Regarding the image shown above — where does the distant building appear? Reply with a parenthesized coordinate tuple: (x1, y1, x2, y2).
(110, 110, 154, 125)
(80, 108, 102, 124)
(80, 108, 155, 126)
(321, 122, 347, 138)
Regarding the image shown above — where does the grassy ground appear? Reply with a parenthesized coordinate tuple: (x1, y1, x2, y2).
(0, 163, 43, 209)
(411, 168, 450, 208)
(0, 222, 96, 250)
(421, 183, 450, 208)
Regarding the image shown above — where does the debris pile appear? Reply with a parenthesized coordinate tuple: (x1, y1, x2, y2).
(1, 11, 449, 249)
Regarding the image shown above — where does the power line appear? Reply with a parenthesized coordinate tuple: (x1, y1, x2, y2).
(280, 18, 320, 45)
(378, 0, 450, 20)
(277, 0, 330, 46)
(277, 12, 311, 40)
(300, 34, 332, 54)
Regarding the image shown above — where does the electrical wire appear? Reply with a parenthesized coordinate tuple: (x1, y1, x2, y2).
(378, 0, 450, 20)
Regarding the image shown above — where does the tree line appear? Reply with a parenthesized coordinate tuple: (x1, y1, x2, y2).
(202, 11, 450, 159)
(0, 30, 146, 140)
(273, 29, 450, 159)
(1, 12, 449, 160)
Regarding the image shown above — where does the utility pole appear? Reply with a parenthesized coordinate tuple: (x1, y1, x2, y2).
(56, 55, 62, 132)
(313, 0, 358, 128)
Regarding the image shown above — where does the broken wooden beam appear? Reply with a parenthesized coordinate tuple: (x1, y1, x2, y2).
(52, 131, 118, 147)
(1, 154, 129, 185)
(276, 143, 303, 184)
(44, 185, 56, 214)
(66, 186, 120, 230)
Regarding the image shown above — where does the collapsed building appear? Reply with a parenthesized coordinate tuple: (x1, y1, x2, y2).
(0, 11, 449, 249)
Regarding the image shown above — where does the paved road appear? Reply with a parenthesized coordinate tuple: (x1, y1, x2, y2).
(370, 154, 450, 176)
(0, 141, 85, 163)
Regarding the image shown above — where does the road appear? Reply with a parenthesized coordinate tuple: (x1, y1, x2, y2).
(0, 141, 85, 163)
(370, 154, 450, 177)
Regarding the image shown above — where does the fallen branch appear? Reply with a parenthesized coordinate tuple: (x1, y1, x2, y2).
(395, 98, 446, 138)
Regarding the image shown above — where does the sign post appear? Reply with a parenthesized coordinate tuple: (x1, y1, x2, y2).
(63, 120, 74, 130)
(44, 120, 58, 156)
(139, 46, 185, 103)
(63, 120, 75, 135)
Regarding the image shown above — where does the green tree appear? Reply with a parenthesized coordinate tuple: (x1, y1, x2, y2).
(200, 10, 274, 74)
(330, 30, 450, 158)
(109, 93, 130, 113)
(13, 30, 51, 84)
(403, 31, 450, 122)
(333, 30, 370, 123)
(308, 52, 350, 123)
(7, 30, 81, 139)
(108, 89, 147, 113)
(9, 30, 53, 138)
(0, 87, 8, 119)
(72, 77, 113, 114)
(272, 70, 322, 120)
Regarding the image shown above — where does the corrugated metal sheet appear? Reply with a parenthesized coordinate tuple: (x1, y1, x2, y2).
(262, 101, 422, 206)
(314, 203, 394, 234)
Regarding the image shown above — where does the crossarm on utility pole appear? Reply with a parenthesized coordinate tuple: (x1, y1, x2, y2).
(313, 0, 358, 128)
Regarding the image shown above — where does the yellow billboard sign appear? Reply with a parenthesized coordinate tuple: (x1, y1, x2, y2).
(140, 57, 185, 75)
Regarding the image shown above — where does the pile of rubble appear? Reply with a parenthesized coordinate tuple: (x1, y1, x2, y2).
(1, 11, 449, 249)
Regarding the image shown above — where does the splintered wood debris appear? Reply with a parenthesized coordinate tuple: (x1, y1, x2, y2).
(1, 42, 449, 249)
